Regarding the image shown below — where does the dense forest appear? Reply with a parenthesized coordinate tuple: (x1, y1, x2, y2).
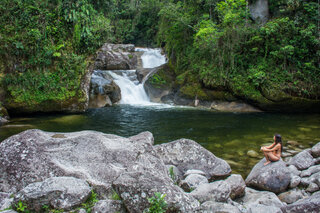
(0, 0, 319, 114)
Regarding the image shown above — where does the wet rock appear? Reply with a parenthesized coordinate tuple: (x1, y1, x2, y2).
(154, 139, 232, 181)
(281, 191, 320, 213)
(112, 171, 200, 213)
(89, 70, 121, 107)
(94, 43, 137, 70)
(289, 175, 301, 188)
(0, 192, 13, 210)
(224, 174, 246, 200)
(190, 181, 231, 203)
(300, 165, 320, 177)
(210, 101, 261, 112)
(278, 189, 305, 204)
(237, 187, 285, 209)
(247, 150, 260, 158)
(247, 204, 282, 213)
(13, 177, 91, 211)
(288, 150, 315, 170)
(245, 158, 291, 193)
(198, 201, 241, 213)
(180, 174, 208, 192)
(92, 199, 126, 213)
(311, 142, 320, 158)
(249, 0, 269, 24)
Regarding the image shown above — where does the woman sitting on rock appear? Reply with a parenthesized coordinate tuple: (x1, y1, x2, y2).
(260, 134, 282, 165)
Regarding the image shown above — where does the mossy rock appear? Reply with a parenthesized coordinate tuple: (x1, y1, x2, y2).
(147, 63, 175, 89)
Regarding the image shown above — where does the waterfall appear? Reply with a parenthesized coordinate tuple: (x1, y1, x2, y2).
(112, 48, 166, 106)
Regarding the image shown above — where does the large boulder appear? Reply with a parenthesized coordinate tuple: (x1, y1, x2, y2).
(180, 174, 208, 192)
(300, 165, 320, 178)
(189, 181, 231, 203)
(224, 174, 246, 200)
(0, 130, 203, 212)
(278, 189, 305, 204)
(281, 191, 320, 213)
(245, 158, 291, 193)
(94, 44, 137, 70)
(154, 139, 231, 180)
(13, 177, 91, 211)
(0, 192, 13, 210)
(288, 150, 315, 170)
(89, 70, 121, 108)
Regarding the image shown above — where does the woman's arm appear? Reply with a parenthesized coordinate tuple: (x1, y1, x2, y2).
(264, 142, 276, 149)
(263, 143, 281, 152)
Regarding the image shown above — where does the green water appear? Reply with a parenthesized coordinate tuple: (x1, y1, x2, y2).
(1, 105, 320, 177)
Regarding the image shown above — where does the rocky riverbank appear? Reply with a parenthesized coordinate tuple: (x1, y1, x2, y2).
(0, 130, 319, 212)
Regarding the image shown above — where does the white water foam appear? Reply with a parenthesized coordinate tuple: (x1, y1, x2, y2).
(136, 48, 167, 68)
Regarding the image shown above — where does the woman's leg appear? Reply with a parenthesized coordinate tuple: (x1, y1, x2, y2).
(264, 151, 280, 165)
(263, 151, 271, 165)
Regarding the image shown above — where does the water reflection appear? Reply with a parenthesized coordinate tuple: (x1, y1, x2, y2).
(1, 105, 319, 177)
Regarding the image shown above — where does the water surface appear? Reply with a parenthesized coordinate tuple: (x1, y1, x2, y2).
(1, 105, 319, 177)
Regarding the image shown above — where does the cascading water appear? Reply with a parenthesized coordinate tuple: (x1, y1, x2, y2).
(109, 48, 166, 105)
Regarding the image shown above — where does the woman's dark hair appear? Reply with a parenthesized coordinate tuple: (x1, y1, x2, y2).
(274, 134, 282, 152)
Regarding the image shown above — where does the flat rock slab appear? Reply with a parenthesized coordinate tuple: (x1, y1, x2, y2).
(198, 201, 241, 213)
(13, 177, 91, 211)
(245, 158, 291, 193)
(154, 139, 231, 180)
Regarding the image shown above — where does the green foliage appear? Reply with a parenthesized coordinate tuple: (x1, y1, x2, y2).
(145, 192, 167, 213)
(15, 201, 29, 213)
(169, 166, 177, 184)
(81, 190, 99, 213)
(111, 190, 121, 200)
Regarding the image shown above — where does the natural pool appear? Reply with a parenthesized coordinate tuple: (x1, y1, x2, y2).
(1, 105, 320, 177)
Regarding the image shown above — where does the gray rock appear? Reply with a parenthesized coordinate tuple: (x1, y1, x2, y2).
(0, 116, 9, 126)
(190, 181, 231, 203)
(184, 169, 207, 178)
(78, 209, 87, 213)
(315, 157, 320, 165)
(0, 192, 13, 210)
(128, 131, 154, 145)
(311, 142, 320, 158)
(112, 171, 200, 213)
(0, 210, 18, 213)
(224, 174, 246, 200)
(249, 0, 269, 24)
(154, 139, 231, 180)
(92, 199, 126, 213)
(247, 204, 282, 213)
(180, 174, 208, 192)
(245, 158, 291, 193)
(288, 150, 315, 170)
(306, 182, 319, 193)
(290, 175, 301, 188)
(166, 165, 182, 184)
(281, 191, 320, 213)
(89, 70, 121, 108)
(198, 201, 241, 213)
(278, 189, 305, 204)
(237, 187, 285, 209)
(13, 177, 91, 211)
(94, 43, 137, 70)
(287, 165, 301, 176)
(300, 165, 320, 177)
(0, 129, 155, 196)
(300, 177, 310, 187)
